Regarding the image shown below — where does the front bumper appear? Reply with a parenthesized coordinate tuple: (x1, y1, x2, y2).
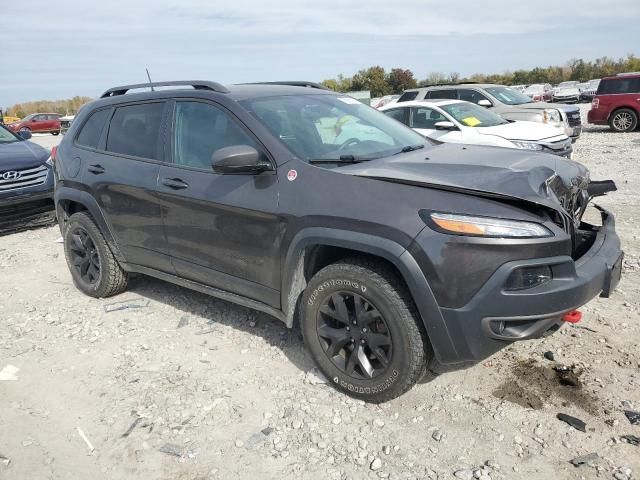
(437, 207, 622, 363)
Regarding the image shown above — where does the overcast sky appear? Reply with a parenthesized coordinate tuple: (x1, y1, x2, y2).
(1, 0, 639, 106)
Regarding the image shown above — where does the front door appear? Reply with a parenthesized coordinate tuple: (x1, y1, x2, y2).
(411, 106, 463, 143)
(157, 100, 283, 307)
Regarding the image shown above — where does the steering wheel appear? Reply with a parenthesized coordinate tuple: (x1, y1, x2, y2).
(337, 138, 361, 152)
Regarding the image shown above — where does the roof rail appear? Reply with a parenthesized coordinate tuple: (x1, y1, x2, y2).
(246, 81, 330, 90)
(616, 71, 640, 77)
(100, 80, 229, 98)
(416, 81, 480, 88)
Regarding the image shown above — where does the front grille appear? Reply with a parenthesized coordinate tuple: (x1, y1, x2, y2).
(0, 165, 48, 192)
(566, 111, 582, 127)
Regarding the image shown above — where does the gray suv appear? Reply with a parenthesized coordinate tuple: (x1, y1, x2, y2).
(398, 83, 582, 142)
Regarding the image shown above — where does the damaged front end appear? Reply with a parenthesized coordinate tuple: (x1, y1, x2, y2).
(544, 172, 618, 261)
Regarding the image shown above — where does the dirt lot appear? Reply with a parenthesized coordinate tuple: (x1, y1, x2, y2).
(1, 107, 639, 480)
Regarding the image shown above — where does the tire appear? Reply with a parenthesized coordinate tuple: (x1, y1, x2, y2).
(609, 108, 638, 133)
(19, 127, 31, 134)
(301, 257, 431, 402)
(51, 131, 60, 136)
(63, 211, 128, 298)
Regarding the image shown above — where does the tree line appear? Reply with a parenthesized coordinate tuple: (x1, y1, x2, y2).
(321, 54, 640, 97)
(5, 96, 93, 119)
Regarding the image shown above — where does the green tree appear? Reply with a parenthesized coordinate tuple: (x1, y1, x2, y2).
(351, 66, 390, 97)
(387, 68, 417, 94)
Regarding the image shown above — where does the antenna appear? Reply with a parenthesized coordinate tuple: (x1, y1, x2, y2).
(146, 68, 155, 91)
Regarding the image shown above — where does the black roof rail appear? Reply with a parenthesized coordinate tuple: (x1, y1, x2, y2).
(245, 81, 330, 90)
(100, 80, 229, 98)
(418, 81, 480, 88)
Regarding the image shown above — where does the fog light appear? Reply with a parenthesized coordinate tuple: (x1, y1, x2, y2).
(505, 266, 552, 291)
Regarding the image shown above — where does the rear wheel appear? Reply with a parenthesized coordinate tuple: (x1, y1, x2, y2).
(609, 108, 638, 132)
(301, 257, 430, 402)
(63, 212, 128, 298)
(51, 130, 60, 136)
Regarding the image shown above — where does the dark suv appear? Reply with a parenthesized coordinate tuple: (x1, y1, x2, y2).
(588, 73, 640, 132)
(54, 80, 623, 402)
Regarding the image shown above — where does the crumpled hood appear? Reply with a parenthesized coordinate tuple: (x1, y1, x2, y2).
(478, 121, 567, 142)
(337, 143, 589, 214)
(0, 140, 49, 171)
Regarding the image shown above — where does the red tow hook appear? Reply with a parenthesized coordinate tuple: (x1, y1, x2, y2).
(562, 310, 582, 324)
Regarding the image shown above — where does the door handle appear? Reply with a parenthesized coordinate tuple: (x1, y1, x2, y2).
(87, 164, 105, 174)
(161, 178, 189, 189)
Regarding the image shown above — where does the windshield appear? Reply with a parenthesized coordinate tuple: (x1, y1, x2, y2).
(0, 125, 20, 143)
(558, 81, 578, 89)
(588, 79, 600, 89)
(240, 94, 427, 161)
(440, 102, 508, 128)
(21, 114, 35, 122)
(524, 84, 544, 94)
(484, 86, 532, 105)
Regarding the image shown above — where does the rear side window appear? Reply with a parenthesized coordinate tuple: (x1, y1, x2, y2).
(426, 89, 458, 100)
(383, 108, 408, 125)
(76, 109, 110, 149)
(598, 78, 640, 95)
(397, 91, 419, 102)
(106, 103, 165, 160)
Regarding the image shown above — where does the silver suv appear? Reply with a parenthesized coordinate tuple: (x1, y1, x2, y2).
(398, 83, 582, 142)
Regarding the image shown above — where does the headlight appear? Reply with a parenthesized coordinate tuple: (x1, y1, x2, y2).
(45, 156, 53, 166)
(543, 109, 563, 125)
(511, 140, 543, 151)
(428, 212, 553, 238)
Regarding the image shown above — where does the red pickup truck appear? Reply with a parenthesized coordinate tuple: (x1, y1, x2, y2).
(7, 113, 62, 135)
(588, 73, 640, 132)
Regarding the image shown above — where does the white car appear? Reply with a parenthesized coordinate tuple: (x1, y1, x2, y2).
(380, 100, 573, 157)
(553, 81, 581, 103)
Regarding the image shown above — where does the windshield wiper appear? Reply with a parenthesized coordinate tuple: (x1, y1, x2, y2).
(309, 155, 371, 164)
(393, 144, 425, 155)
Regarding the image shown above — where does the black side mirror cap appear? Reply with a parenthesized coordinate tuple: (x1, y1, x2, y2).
(211, 145, 273, 174)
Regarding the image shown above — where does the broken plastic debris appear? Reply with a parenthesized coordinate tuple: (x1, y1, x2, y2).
(621, 435, 640, 446)
(570, 452, 598, 467)
(0, 365, 19, 381)
(103, 298, 150, 313)
(122, 417, 141, 438)
(557, 413, 586, 432)
(55, 237, 64, 244)
(624, 410, 640, 426)
(159, 443, 183, 457)
(306, 367, 327, 385)
(244, 427, 274, 449)
(0, 453, 10, 467)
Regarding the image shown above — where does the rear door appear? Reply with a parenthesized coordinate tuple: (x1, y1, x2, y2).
(78, 101, 172, 272)
(157, 99, 282, 307)
(30, 114, 47, 132)
(381, 107, 409, 126)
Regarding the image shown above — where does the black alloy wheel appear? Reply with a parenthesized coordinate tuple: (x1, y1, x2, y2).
(67, 226, 101, 285)
(316, 291, 393, 380)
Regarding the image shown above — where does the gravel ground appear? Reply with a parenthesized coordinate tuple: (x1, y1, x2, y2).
(1, 105, 639, 480)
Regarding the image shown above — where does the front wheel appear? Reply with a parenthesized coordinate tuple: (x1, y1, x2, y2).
(63, 211, 128, 298)
(51, 130, 60, 136)
(301, 258, 431, 403)
(609, 108, 638, 132)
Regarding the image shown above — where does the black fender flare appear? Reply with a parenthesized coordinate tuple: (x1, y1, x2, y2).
(281, 227, 459, 363)
(54, 187, 127, 264)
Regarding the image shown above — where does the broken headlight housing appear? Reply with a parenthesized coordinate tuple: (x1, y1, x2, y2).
(428, 212, 552, 238)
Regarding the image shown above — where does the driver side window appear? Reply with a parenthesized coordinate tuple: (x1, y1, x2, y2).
(173, 101, 258, 170)
(411, 107, 446, 129)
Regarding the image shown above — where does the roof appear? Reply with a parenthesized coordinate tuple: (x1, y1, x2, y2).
(404, 83, 502, 92)
(379, 99, 462, 110)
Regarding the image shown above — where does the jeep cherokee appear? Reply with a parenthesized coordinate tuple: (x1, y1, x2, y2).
(53, 80, 623, 402)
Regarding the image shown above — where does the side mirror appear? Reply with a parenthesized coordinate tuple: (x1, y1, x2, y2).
(477, 99, 492, 108)
(18, 130, 32, 140)
(212, 145, 272, 174)
(434, 121, 458, 131)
